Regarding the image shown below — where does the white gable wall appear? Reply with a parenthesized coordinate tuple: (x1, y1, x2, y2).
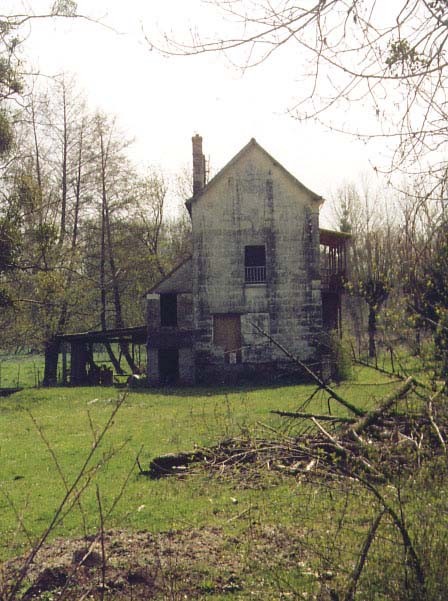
(190, 143, 322, 380)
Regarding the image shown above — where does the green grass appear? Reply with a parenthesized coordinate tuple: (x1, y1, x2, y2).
(1, 361, 446, 599)
(0, 345, 147, 389)
(0, 354, 44, 388)
(0, 367, 392, 558)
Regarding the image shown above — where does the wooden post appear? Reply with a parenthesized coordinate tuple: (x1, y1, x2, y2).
(62, 342, 68, 385)
(70, 342, 89, 385)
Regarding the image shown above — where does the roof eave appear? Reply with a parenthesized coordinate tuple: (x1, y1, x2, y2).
(145, 256, 193, 296)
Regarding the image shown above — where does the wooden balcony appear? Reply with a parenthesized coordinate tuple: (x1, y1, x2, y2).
(319, 228, 351, 293)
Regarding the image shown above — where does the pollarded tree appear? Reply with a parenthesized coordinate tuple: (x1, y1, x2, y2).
(334, 180, 395, 358)
(419, 222, 448, 377)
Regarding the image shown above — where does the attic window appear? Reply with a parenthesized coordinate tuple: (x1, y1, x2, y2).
(245, 245, 266, 283)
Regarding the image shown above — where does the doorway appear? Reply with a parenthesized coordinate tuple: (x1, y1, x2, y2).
(322, 292, 341, 332)
(158, 349, 179, 384)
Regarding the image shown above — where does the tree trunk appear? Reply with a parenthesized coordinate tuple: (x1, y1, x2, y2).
(98, 124, 123, 375)
(103, 198, 137, 373)
(368, 305, 376, 359)
(59, 82, 68, 247)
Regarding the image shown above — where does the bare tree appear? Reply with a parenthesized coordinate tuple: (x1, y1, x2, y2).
(150, 1, 448, 186)
(18, 78, 96, 384)
(334, 179, 395, 357)
(94, 113, 138, 374)
(132, 169, 168, 275)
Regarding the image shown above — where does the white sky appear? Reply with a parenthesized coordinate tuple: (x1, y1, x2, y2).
(12, 0, 388, 221)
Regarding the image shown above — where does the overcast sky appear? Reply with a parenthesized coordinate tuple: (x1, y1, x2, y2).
(12, 0, 388, 220)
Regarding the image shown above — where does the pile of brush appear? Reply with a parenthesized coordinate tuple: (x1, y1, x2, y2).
(143, 376, 447, 481)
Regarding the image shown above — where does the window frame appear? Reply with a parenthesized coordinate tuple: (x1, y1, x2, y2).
(244, 245, 266, 284)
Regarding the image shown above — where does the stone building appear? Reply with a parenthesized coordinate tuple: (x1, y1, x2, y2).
(146, 136, 349, 385)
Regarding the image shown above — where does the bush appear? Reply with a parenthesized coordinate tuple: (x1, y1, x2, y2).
(329, 330, 354, 381)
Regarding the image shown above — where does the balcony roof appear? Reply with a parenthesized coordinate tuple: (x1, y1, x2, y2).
(319, 228, 351, 247)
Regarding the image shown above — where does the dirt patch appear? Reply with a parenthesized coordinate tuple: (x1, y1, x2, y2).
(1, 525, 306, 600)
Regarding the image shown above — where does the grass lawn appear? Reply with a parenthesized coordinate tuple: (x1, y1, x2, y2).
(0, 354, 45, 389)
(0, 367, 392, 554)
(1, 362, 446, 599)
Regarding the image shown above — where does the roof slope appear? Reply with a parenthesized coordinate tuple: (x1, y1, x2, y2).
(186, 138, 323, 210)
(147, 257, 193, 294)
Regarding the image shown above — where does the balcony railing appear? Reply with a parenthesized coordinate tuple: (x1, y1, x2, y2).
(245, 265, 266, 284)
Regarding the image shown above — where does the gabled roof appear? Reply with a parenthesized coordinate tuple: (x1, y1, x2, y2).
(186, 137, 323, 210)
(147, 257, 192, 295)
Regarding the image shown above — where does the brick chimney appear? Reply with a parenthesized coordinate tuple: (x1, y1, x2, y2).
(192, 134, 206, 195)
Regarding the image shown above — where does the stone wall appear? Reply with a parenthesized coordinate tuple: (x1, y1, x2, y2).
(190, 142, 323, 381)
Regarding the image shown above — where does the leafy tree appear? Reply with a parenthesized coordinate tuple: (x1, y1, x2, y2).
(2, 76, 96, 381)
(0, 2, 92, 359)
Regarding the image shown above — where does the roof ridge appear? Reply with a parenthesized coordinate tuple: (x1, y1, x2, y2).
(186, 138, 323, 210)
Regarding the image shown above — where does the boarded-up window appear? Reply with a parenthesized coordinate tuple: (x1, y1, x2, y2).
(213, 314, 242, 363)
(160, 294, 177, 327)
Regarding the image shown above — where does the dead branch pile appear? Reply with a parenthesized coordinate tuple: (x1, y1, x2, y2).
(145, 377, 448, 482)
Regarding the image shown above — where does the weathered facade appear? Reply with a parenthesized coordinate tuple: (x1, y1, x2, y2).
(147, 136, 349, 385)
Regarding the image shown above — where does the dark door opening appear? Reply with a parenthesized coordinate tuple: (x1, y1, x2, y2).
(158, 349, 179, 384)
(322, 292, 341, 332)
(160, 294, 178, 327)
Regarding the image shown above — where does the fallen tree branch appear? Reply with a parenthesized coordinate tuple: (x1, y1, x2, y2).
(250, 321, 365, 417)
(426, 388, 446, 455)
(272, 410, 356, 423)
(311, 418, 345, 451)
(344, 509, 386, 601)
(311, 418, 384, 480)
(354, 357, 429, 391)
(348, 377, 416, 438)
